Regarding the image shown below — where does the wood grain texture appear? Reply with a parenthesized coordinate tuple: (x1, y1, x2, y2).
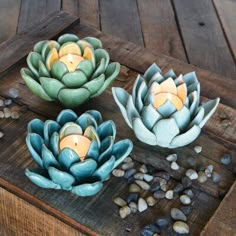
(100, 0, 144, 46)
(213, 0, 236, 62)
(173, 0, 236, 78)
(0, 11, 79, 75)
(0, 0, 21, 44)
(0, 187, 86, 236)
(201, 181, 236, 236)
(17, 0, 61, 33)
(62, 0, 79, 16)
(137, 0, 187, 62)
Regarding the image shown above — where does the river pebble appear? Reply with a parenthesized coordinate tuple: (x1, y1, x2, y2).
(198, 171, 207, 183)
(124, 168, 136, 179)
(212, 171, 221, 183)
(180, 195, 191, 205)
(165, 190, 174, 200)
(154, 171, 170, 181)
(183, 189, 194, 198)
(220, 154, 232, 165)
(182, 176, 192, 188)
(139, 164, 148, 174)
(11, 111, 20, 119)
(150, 182, 161, 192)
(122, 162, 134, 170)
(112, 169, 125, 177)
(135, 180, 150, 191)
(205, 165, 214, 177)
(194, 145, 202, 153)
(166, 154, 177, 162)
(171, 161, 179, 170)
(146, 196, 157, 207)
(180, 206, 193, 216)
(113, 197, 126, 207)
(127, 193, 139, 204)
(155, 217, 170, 230)
(143, 174, 153, 182)
(173, 183, 184, 193)
(185, 169, 198, 180)
(0, 131, 4, 138)
(153, 190, 165, 199)
(173, 221, 189, 234)
(119, 206, 131, 219)
(4, 99, 12, 106)
(134, 172, 144, 180)
(3, 108, 11, 118)
(138, 198, 148, 212)
(171, 208, 187, 221)
(0, 111, 4, 118)
(129, 202, 138, 214)
(0, 99, 4, 107)
(8, 88, 19, 98)
(124, 156, 133, 163)
(141, 224, 160, 236)
(129, 184, 142, 193)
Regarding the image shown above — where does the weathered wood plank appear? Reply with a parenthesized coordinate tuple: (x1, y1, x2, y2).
(17, 0, 61, 33)
(0, 11, 79, 75)
(137, 0, 187, 62)
(100, 0, 144, 46)
(173, 0, 236, 78)
(201, 181, 236, 236)
(213, 0, 236, 62)
(62, 0, 79, 16)
(0, 187, 86, 236)
(0, 0, 21, 44)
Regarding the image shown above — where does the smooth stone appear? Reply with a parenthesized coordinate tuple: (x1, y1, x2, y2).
(127, 193, 140, 204)
(153, 190, 165, 199)
(173, 221, 189, 234)
(173, 183, 184, 193)
(212, 171, 221, 183)
(171, 161, 179, 170)
(153, 177, 167, 186)
(198, 171, 208, 183)
(194, 145, 202, 153)
(146, 196, 157, 207)
(160, 183, 168, 192)
(146, 164, 157, 174)
(119, 206, 131, 219)
(171, 208, 187, 221)
(122, 162, 134, 170)
(8, 88, 19, 98)
(113, 197, 127, 207)
(180, 194, 191, 205)
(3, 108, 11, 118)
(138, 197, 148, 212)
(124, 168, 136, 179)
(165, 190, 174, 199)
(129, 183, 142, 193)
(166, 153, 177, 162)
(0, 111, 4, 118)
(139, 164, 148, 174)
(180, 206, 193, 216)
(129, 202, 138, 214)
(134, 172, 144, 180)
(143, 174, 154, 182)
(4, 99, 12, 106)
(0, 99, 4, 107)
(0, 131, 4, 138)
(141, 224, 160, 236)
(154, 171, 170, 181)
(150, 182, 161, 192)
(11, 111, 20, 119)
(220, 154, 232, 165)
(112, 169, 125, 177)
(205, 165, 214, 177)
(135, 180, 150, 191)
(183, 189, 194, 198)
(182, 177, 192, 189)
(185, 169, 198, 180)
(124, 156, 133, 163)
(155, 217, 170, 229)
(127, 175, 135, 184)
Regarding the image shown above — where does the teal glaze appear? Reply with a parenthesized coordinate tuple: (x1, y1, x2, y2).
(112, 63, 220, 148)
(25, 109, 133, 197)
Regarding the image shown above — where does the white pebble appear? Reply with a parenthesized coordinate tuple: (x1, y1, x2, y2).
(0, 111, 4, 118)
(205, 165, 214, 177)
(112, 169, 125, 177)
(134, 173, 144, 180)
(122, 162, 134, 170)
(135, 180, 150, 191)
(138, 198, 148, 212)
(3, 108, 11, 118)
(0, 131, 4, 138)
(166, 154, 177, 162)
(143, 174, 153, 182)
(180, 195, 191, 205)
(185, 169, 198, 180)
(124, 156, 133, 163)
(0, 99, 4, 107)
(194, 145, 202, 153)
(11, 111, 20, 119)
(165, 190, 174, 200)
(139, 164, 148, 174)
(173, 221, 189, 234)
(129, 202, 138, 213)
(8, 88, 19, 98)
(171, 161, 179, 170)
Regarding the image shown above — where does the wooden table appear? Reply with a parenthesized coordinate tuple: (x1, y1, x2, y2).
(0, 11, 235, 236)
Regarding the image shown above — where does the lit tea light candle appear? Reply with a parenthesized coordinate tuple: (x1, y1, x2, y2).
(59, 54, 84, 72)
(59, 134, 91, 161)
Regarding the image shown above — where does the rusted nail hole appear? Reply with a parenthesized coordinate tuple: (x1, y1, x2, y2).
(198, 22, 205, 26)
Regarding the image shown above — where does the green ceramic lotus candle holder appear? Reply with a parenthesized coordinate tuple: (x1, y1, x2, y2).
(25, 109, 133, 196)
(21, 34, 120, 107)
(112, 63, 220, 148)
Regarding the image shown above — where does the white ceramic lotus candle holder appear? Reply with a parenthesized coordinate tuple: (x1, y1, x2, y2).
(112, 63, 220, 148)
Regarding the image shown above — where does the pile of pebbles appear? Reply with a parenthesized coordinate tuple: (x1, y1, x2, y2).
(111, 146, 230, 235)
(0, 88, 20, 139)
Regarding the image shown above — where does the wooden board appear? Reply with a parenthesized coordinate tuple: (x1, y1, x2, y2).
(0, 11, 236, 236)
(173, 0, 236, 78)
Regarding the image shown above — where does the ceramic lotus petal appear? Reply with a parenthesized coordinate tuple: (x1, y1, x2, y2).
(25, 109, 133, 196)
(21, 34, 120, 108)
(112, 63, 220, 148)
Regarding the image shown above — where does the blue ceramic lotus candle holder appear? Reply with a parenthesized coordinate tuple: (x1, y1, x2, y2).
(21, 34, 120, 108)
(25, 109, 133, 196)
(112, 63, 220, 148)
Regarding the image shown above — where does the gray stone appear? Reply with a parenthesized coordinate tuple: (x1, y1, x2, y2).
(155, 217, 170, 229)
(205, 165, 214, 177)
(146, 196, 157, 207)
(127, 175, 135, 184)
(182, 176, 192, 188)
(112, 169, 125, 177)
(166, 154, 177, 162)
(139, 164, 148, 174)
(194, 145, 202, 153)
(173, 183, 184, 193)
(150, 182, 161, 193)
(127, 193, 139, 204)
(143, 174, 153, 182)
(0, 131, 4, 138)
(154, 171, 170, 181)
(153, 190, 165, 199)
(0, 111, 4, 118)
(113, 197, 127, 207)
(119, 206, 131, 219)
(4, 99, 12, 106)
(124, 168, 136, 179)
(171, 161, 179, 170)
(129, 184, 142, 193)
(141, 224, 160, 236)
(122, 162, 134, 170)
(153, 177, 167, 186)
(129, 202, 138, 214)
(11, 111, 20, 119)
(3, 108, 11, 118)
(173, 221, 189, 234)
(165, 190, 174, 199)
(183, 189, 194, 198)
(124, 156, 133, 163)
(134, 172, 144, 180)
(171, 208, 187, 221)
(138, 198, 148, 212)
(160, 183, 168, 192)
(180, 206, 193, 216)
(212, 171, 221, 183)
(180, 195, 191, 205)
(185, 169, 198, 180)
(198, 171, 208, 183)
(8, 88, 19, 98)
(135, 180, 150, 191)
(0, 99, 4, 107)
(220, 154, 232, 166)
